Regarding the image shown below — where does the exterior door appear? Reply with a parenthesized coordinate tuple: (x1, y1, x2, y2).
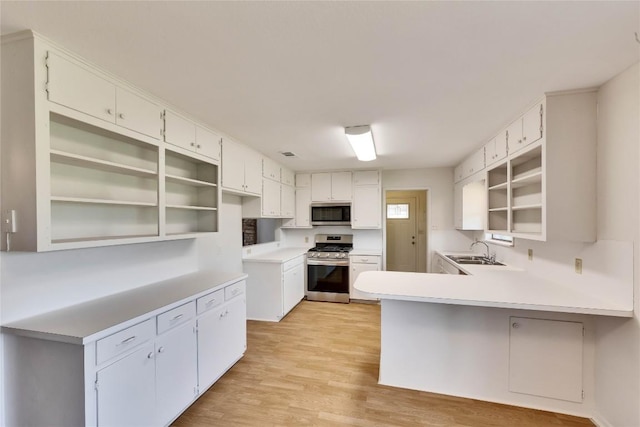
(386, 196, 418, 272)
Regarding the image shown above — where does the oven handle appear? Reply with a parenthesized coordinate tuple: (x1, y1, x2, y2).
(306, 259, 350, 267)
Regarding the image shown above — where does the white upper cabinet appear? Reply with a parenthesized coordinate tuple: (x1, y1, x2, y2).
(281, 184, 295, 218)
(507, 102, 544, 155)
(47, 51, 116, 123)
(296, 173, 311, 188)
(47, 52, 163, 140)
(115, 87, 163, 139)
(195, 125, 222, 161)
(352, 170, 382, 229)
(164, 110, 196, 151)
(281, 167, 295, 186)
(2, 32, 224, 251)
(485, 92, 596, 242)
(485, 132, 508, 168)
(221, 139, 261, 196)
(311, 172, 352, 202)
(164, 110, 221, 161)
(263, 157, 280, 181)
(455, 147, 485, 183)
(261, 179, 281, 217)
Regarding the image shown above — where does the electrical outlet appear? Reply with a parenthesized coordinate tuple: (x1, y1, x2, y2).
(247, 248, 251, 255)
(304, 236, 309, 243)
(528, 249, 533, 261)
(575, 258, 583, 274)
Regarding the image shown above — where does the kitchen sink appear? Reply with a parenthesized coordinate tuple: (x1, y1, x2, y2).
(446, 255, 505, 266)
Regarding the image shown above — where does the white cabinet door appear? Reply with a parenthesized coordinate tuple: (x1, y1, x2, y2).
(509, 317, 583, 402)
(281, 184, 295, 218)
(353, 170, 379, 186)
(350, 260, 380, 301)
(522, 102, 544, 147)
(195, 125, 221, 161)
(262, 157, 280, 181)
(283, 262, 304, 315)
(221, 139, 247, 192)
(262, 179, 281, 216)
(296, 173, 311, 188)
(453, 181, 463, 229)
(155, 321, 198, 426)
(331, 172, 353, 201)
(506, 118, 524, 155)
(96, 343, 155, 427)
(165, 110, 196, 152)
(243, 148, 263, 195)
(295, 187, 311, 227)
(197, 296, 246, 390)
(47, 52, 116, 123)
(311, 173, 332, 202)
(115, 87, 163, 139)
(486, 135, 508, 168)
(352, 185, 381, 229)
(281, 168, 295, 186)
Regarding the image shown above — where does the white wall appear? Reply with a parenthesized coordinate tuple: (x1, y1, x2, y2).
(382, 167, 475, 267)
(592, 62, 640, 427)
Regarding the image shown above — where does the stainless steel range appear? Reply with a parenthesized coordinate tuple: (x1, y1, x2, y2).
(306, 234, 353, 303)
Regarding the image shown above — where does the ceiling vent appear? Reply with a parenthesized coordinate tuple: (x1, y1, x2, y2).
(279, 151, 297, 158)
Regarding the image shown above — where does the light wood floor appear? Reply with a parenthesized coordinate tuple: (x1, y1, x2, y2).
(173, 301, 594, 427)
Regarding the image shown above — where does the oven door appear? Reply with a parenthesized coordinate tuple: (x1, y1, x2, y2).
(306, 259, 350, 303)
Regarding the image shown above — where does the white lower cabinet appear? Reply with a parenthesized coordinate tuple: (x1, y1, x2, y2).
(2, 275, 247, 427)
(350, 255, 381, 301)
(197, 292, 247, 390)
(96, 343, 156, 427)
(244, 255, 305, 321)
(155, 320, 198, 426)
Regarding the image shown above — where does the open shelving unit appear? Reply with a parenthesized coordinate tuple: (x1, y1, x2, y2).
(165, 149, 219, 235)
(486, 162, 509, 233)
(49, 113, 161, 245)
(510, 144, 543, 238)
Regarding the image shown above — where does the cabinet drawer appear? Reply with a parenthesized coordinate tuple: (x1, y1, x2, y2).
(197, 289, 225, 314)
(96, 319, 155, 365)
(283, 256, 304, 272)
(350, 255, 380, 264)
(157, 302, 195, 334)
(225, 281, 245, 301)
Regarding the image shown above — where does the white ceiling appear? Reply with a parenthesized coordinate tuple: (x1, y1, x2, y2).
(1, 1, 638, 172)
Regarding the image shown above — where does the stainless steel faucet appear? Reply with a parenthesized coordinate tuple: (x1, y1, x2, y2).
(470, 239, 494, 262)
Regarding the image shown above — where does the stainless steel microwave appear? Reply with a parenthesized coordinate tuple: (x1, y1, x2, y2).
(310, 204, 351, 226)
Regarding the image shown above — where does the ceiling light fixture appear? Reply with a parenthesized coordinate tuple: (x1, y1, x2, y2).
(345, 125, 376, 161)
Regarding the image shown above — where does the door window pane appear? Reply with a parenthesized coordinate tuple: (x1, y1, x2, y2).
(387, 203, 409, 219)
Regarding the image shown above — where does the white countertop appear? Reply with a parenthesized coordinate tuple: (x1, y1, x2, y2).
(355, 252, 633, 317)
(1, 270, 248, 345)
(242, 247, 308, 263)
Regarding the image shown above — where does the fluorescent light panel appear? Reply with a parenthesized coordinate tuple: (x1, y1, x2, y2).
(345, 125, 376, 161)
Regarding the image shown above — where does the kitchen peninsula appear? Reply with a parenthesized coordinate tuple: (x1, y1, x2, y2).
(355, 253, 633, 418)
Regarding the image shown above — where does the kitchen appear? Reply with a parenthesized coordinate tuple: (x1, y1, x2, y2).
(0, 2, 639, 427)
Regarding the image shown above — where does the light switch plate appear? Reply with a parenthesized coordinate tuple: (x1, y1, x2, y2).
(528, 249, 533, 261)
(575, 258, 583, 274)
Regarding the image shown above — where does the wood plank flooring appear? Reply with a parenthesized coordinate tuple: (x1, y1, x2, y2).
(173, 301, 594, 427)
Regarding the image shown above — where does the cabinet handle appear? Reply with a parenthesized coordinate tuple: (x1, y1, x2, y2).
(170, 313, 184, 322)
(512, 322, 520, 329)
(523, 136, 527, 141)
(106, 108, 113, 115)
(118, 113, 125, 119)
(205, 298, 217, 307)
(197, 144, 201, 149)
(518, 139, 522, 143)
(147, 352, 154, 359)
(361, 258, 368, 262)
(158, 346, 165, 354)
(118, 336, 136, 346)
(191, 142, 196, 147)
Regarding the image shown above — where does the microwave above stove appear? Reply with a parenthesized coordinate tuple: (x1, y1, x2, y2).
(310, 203, 351, 226)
